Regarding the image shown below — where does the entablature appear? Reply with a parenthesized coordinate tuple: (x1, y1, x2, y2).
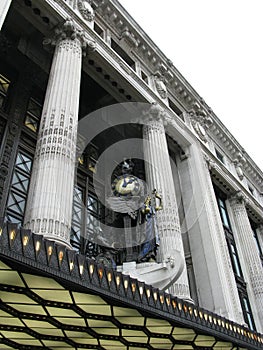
(207, 113, 263, 193)
(203, 149, 263, 224)
(11, 0, 263, 197)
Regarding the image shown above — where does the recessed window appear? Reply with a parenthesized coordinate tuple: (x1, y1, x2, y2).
(71, 185, 102, 255)
(94, 23, 104, 38)
(218, 197, 232, 230)
(240, 295, 256, 331)
(215, 149, 224, 163)
(0, 73, 10, 109)
(24, 97, 42, 133)
(168, 98, 184, 120)
(141, 71, 148, 84)
(230, 243, 243, 278)
(111, 39, 135, 70)
(5, 151, 33, 225)
(214, 186, 256, 330)
(71, 186, 84, 251)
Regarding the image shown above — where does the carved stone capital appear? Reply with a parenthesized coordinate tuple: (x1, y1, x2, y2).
(142, 102, 168, 134)
(43, 18, 96, 56)
(78, 0, 95, 21)
(143, 102, 167, 122)
(229, 191, 249, 206)
(203, 154, 217, 171)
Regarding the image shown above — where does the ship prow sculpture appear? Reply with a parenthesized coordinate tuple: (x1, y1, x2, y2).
(88, 159, 184, 291)
(120, 250, 184, 290)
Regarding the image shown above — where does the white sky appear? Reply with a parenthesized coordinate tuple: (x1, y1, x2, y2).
(119, 0, 263, 171)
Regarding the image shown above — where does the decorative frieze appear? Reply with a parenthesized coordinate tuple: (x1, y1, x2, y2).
(121, 27, 139, 47)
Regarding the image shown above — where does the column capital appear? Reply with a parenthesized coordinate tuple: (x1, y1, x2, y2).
(143, 102, 169, 123)
(229, 191, 249, 206)
(203, 153, 217, 171)
(43, 18, 96, 56)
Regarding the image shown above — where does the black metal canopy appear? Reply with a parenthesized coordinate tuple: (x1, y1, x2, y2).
(0, 221, 262, 350)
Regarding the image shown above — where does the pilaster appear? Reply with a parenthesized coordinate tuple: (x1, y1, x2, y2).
(229, 192, 263, 331)
(24, 19, 95, 247)
(142, 103, 191, 300)
(177, 149, 244, 323)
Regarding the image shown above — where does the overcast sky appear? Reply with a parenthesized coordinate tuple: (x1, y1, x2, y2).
(119, 0, 263, 171)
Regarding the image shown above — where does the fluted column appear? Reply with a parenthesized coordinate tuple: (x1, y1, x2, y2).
(143, 103, 191, 300)
(24, 19, 95, 247)
(0, 0, 12, 30)
(229, 192, 263, 331)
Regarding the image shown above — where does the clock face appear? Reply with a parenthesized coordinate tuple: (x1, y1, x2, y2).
(112, 175, 141, 197)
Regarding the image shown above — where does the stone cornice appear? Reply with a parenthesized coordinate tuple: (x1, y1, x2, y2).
(21, 0, 263, 192)
(208, 113, 263, 191)
(91, 0, 263, 190)
(203, 150, 263, 223)
(93, 0, 209, 112)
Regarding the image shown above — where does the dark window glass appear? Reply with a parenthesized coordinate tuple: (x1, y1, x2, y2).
(94, 23, 103, 38)
(111, 39, 135, 70)
(70, 186, 102, 253)
(141, 71, 148, 84)
(168, 98, 184, 120)
(87, 194, 101, 236)
(218, 198, 232, 229)
(240, 296, 256, 331)
(5, 151, 33, 225)
(71, 186, 84, 251)
(214, 186, 256, 330)
(0, 74, 10, 109)
(230, 243, 243, 278)
(78, 143, 98, 173)
(215, 149, 224, 163)
(24, 97, 42, 133)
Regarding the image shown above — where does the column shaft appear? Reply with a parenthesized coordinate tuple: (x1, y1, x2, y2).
(143, 104, 191, 299)
(178, 148, 244, 322)
(24, 20, 93, 247)
(229, 194, 263, 331)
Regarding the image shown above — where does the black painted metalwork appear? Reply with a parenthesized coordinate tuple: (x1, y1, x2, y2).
(0, 220, 262, 350)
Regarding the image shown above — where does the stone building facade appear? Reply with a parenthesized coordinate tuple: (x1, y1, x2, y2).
(0, 0, 263, 348)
